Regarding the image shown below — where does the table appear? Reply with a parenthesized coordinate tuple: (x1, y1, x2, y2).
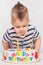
(0, 53, 43, 65)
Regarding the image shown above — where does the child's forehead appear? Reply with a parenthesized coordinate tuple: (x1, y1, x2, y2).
(13, 18, 28, 26)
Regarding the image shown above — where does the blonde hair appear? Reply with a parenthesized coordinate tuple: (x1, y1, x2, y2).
(11, 2, 28, 20)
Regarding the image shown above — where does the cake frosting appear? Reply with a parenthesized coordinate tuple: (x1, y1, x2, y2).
(2, 48, 39, 62)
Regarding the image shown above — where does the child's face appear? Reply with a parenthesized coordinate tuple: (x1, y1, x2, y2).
(12, 14, 29, 36)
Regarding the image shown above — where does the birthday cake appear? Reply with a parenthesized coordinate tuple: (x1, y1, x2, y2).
(2, 48, 39, 62)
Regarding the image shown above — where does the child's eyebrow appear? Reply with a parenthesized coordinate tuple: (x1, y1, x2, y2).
(15, 26, 20, 28)
(15, 24, 27, 27)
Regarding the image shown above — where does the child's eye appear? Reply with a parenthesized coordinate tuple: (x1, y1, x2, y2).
(23, 25, 27, 27)
(16, 26, 20, 28)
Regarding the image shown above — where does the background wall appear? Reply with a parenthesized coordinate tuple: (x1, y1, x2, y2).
(0, 0, 43, 53)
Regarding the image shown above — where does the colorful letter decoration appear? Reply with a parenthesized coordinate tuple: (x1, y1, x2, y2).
(2, 48, 39, 62)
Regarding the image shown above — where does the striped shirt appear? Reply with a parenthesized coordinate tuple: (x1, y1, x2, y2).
(2, 24, 40, 49)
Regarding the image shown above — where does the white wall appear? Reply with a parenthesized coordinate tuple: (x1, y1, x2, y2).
(0, 0, 43, 53)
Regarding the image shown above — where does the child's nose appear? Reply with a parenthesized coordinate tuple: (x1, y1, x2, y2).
(20, 27, 23, 30)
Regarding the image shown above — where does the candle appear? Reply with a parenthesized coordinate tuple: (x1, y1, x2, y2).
(22, 40, 24, 49)
(16, 40, 19, 50)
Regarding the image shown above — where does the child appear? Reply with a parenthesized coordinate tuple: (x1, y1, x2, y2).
(2, 2, 41, 54)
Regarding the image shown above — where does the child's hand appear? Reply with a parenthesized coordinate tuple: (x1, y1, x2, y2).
(2, 41, 10, 50)
(35, 37, 41, 55)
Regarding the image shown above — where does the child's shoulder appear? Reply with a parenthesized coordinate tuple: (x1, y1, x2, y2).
(6, 27, 13, 31)
(8, 27, 14, 30)
(6, 26, 14, 34)
(28, 24, 35, 29)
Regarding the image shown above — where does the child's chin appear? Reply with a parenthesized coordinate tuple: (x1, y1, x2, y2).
(18, 33, 25, 37)
(20, 33, 25, 36)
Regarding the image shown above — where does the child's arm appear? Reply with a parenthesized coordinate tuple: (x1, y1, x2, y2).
(35, 37, 41, 54)
(2, 41, 10, 50)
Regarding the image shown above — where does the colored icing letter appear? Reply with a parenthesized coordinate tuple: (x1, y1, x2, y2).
(4, 56, 7, 60)
(30, 57, 33, 61)
(8, 56, 12, 61)
(12, 53, 16, 57)
(22, 51, 26, 56)
(13, 57, 16, 61)
(17, 57, 20, 61)
(35, 52, 38, 60)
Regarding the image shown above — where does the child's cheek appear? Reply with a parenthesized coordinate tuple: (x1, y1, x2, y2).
(15, 28, 19, 33)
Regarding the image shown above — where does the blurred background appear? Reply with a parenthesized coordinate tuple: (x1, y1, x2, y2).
(0, 0, 43, 53)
